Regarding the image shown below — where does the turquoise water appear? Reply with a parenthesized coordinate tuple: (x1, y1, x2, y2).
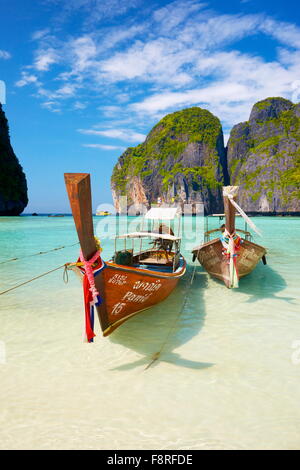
(0, 215, 300, 450)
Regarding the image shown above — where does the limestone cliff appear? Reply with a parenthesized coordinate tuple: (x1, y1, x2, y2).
(0, 104, 28, 215)
(227, 97, 300, 213)
(111, 107, 226, 214)
(111, 99, 300, 215)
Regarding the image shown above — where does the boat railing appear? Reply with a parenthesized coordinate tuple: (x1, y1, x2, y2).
(113, 233, 181, 272)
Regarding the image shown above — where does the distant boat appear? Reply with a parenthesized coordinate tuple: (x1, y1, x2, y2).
(64, 173, 186, 339)
(48, 214, 65, 217)
(96, 211, 111, 216)
(192, 186, 267, 288)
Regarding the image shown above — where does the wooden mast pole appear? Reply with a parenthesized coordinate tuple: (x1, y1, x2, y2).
(223, 186, 238, 234)
(64, 173, 109, 333)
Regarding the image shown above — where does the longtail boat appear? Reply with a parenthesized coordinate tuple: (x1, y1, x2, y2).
(192, 186, 267, 288)
(64, 173, 186, 339)
(95, 210, 111, 216)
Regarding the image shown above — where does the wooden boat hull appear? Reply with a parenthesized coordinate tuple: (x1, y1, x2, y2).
(193, 238, 266, 288)
(72, 257, 186, 336)
(64, 172, 186, 338)
(102, 259, 186, 335)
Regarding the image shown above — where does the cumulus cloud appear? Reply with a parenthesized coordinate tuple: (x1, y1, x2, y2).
(16, 0, 300, 131)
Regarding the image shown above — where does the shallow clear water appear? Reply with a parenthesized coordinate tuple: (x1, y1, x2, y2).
(0, 215, 300, 450)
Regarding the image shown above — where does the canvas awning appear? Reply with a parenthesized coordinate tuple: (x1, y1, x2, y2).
(144, 207, 180, 220)
(117, 231, 180, 241)
(211, 213, 242, 216)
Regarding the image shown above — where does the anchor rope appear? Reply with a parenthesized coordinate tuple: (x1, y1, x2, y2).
(145, 249, 200, 370)
(0, 264, 67, 295)
(0, 242, 79, 266)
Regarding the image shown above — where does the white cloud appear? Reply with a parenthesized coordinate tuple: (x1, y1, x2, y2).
(79, 127, 146, 142)
(83, 143, 125, 150)
(35, 83, 78, 101)
(34, 48, 59, 71)
(15, 72, 39, 87)
(74, 101, 87, 109)
(18, 0, 300, 131)
(46, 0, 141, 25)
(0, 49, 11, 59)
(130, 45, 300, 127)
(153, 0, 206, 33)
(69, 36, 97, 73)
(100, 38, 196, 86)
(260, 18, 300, 49)
(32, 29, 50, 40)
(41, 100, 61, 112)
(54, 84, 77, 97)
(99, 105, 123, 116)
(131, 82, 251, 113)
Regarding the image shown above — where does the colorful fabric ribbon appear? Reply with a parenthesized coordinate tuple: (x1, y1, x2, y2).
(220, 229, 241, 288)
(78, 251, 106, 342)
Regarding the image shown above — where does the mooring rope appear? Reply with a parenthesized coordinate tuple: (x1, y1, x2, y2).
(0, 242, 79, 266)
(0, 264, 66, 296)
(145, 249, 201, 370)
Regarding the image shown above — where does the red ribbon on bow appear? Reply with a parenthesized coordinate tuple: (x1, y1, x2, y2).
(78, 251, 105, 342)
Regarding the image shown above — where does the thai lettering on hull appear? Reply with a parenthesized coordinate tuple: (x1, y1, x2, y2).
(111, 279, 163, 315)
(108, 273, 128, 285)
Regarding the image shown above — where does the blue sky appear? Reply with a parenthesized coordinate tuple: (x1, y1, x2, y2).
(0, 0, 300, 213)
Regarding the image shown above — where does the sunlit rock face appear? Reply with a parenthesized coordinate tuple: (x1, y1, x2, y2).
(111, 107, 226, 214)
(112, 99, 300, 215)
(227, 97, 300, 214)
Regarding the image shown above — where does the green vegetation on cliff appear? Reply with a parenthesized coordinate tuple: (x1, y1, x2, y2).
(111, 107, 223, 196)
(228, 97, 300, 210)
(253, 97, 292, 112)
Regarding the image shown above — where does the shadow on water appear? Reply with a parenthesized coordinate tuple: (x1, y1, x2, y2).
(237, 261, 296, 303)
(108, 266, 214, 371)
(206, 258, 295, 303)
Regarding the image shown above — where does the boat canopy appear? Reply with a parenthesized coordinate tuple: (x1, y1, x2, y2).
(211, 213, 241, 217)
(117, 231, 180, 241)
(144, 207, 180, 220)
